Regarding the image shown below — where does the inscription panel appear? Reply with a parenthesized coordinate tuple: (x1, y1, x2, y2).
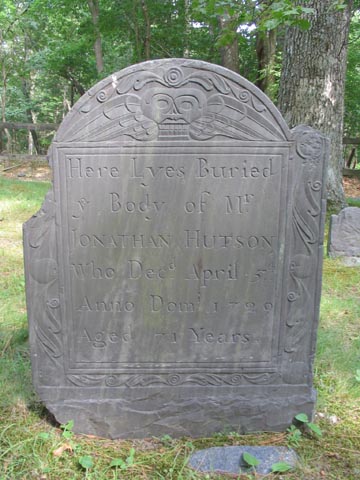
(56, 147, 288, 371)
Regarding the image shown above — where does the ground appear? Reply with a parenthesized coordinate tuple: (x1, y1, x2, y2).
(343, 175, 360, 198)
(1, 159, 51, 182)
(1, 159, 360, 199)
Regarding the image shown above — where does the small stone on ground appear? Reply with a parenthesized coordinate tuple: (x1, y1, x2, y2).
(188, 445, 297, 476)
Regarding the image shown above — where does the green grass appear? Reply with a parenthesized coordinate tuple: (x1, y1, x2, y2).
(1, 176, 360, 479)
(347, 197, 360, 207)
(0, 178, 51, 410)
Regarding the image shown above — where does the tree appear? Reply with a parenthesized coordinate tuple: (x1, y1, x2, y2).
(218, 12, 240, 72)
(278, 0, 354, 207)
(191, 0, 321, 95)
(344, 11, 360, 137)
(0, 1, 28, 152)
(255, 28, 276, 95)
(87, 0, 104, 73)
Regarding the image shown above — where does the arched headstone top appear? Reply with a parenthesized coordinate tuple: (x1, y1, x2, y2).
(55, 59, 291, 143)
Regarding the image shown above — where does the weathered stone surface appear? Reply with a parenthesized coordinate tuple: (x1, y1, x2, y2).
(23, 59, 328, 438)
(188, 446, 298, 476)
(328, 207, 360, 259)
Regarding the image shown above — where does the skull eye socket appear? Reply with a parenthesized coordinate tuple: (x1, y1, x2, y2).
(175, 96, 198, 113)
(178, 100, 193, 111)
(151, 94, 172, 113)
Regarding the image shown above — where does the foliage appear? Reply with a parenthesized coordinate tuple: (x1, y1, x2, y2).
(2, 0, 359, 155)
(109, 447, 136, 471)
(344, 11, 360, 144)
(294, 413, 322, 437)
(286, 424, 302, 447)
(61, 420, 75, 440)
(271, 461, 293, 472)
(242, 451, 260, 468)
(78, 454, 94, 470)
(257, 1, 315, 31)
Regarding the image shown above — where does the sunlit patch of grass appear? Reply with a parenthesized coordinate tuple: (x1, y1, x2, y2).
(317, 258, 360, 406)
(347, 197, 360, 207)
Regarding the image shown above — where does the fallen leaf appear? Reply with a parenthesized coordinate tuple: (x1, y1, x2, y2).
(326, 452, 340, 459)
(53, 443, 73, 457)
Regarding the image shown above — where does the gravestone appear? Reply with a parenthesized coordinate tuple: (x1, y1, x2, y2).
(328, 207, 360, 265)
(23, 59, 328, 439)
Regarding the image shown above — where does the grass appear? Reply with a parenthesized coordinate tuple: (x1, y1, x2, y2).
(347, 197, 360, 207)
(0, 176, 360, 479)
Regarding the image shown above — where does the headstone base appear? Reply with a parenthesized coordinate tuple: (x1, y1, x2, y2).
(38, 386, 315, 438)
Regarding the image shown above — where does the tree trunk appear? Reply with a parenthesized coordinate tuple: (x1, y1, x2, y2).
(21, 79, 42, 154)
(278, 0, 353, 207)
(0, 67, 8, 152)
(70, 83, 75, 108)
(256, 28, 277, 98)
(68, 74, 86, 97)
(0, 34, 12, 152)
(132, 0, 141, 62)
(218, 15, 239, 73)
(28, 130, 33, 155)
(63, 87, 71, 116)
(183, 0, 190, 58)
(141, 0, 151, 60)
(87, 0, 104, 74)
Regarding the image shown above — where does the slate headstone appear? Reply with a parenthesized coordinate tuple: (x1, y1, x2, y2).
(328, 207, 360, 263)
(23, 59, 328, 438)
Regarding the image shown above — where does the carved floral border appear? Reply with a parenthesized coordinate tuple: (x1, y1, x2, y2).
(283, 126, 328, 384)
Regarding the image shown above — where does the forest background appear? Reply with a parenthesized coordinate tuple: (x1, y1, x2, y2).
(2, 0, 359, 136)
(0, 0, 360, 206)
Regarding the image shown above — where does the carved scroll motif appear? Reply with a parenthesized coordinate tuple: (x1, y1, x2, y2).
(283, 126, 328, 385)
(67, 372, 279, 388)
